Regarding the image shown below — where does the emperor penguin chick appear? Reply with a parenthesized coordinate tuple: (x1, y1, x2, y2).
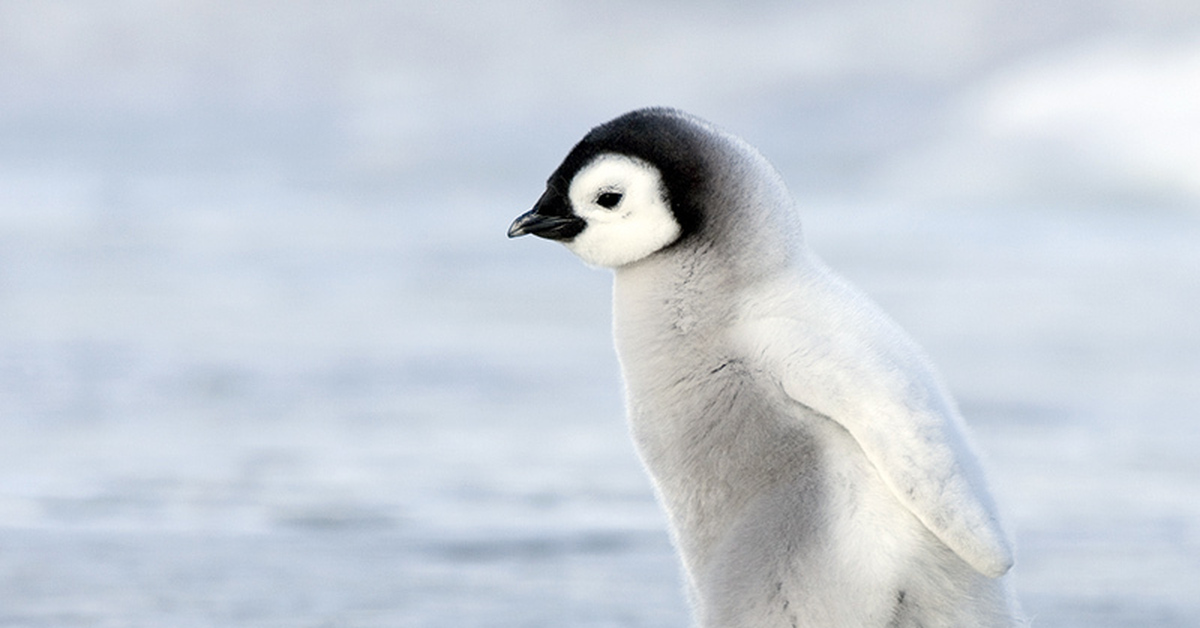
(508, 108, 1023, 628)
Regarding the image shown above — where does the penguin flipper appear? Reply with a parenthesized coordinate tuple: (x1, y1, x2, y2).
(739, 316, 1015, 578)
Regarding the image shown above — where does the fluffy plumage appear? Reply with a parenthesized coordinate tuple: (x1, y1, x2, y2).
(509, 107, 1024, 628)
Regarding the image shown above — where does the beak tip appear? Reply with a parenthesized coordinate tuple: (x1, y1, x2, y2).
(507, 208, 540, 238)
(506, 221, 529, 238)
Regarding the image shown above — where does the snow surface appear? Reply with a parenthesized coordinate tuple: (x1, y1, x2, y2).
(1, 1, 1198, 626)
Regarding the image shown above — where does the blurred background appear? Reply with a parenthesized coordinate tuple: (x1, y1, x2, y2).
(1, 1, 1198, 626)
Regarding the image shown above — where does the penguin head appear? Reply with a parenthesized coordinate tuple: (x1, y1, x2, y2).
(508, 108, 714, 268)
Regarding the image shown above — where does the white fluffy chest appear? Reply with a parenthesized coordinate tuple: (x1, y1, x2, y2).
(618, 350, 928, 610)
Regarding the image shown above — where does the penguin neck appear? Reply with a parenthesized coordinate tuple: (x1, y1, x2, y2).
(611, 237, 791, 364)
(613, 201, 803, 315)
(614, 243, 731, 343)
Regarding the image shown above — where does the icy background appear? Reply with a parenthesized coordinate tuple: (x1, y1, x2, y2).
(1, 1, 1199, 626)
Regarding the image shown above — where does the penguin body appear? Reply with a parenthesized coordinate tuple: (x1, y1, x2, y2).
(509, 108, 1023, 628)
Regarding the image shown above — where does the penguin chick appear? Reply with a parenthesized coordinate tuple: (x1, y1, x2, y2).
(509, 108, 1024, 628)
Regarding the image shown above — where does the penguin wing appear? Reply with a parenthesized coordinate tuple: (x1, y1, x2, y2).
(738, 315, 1014, 578)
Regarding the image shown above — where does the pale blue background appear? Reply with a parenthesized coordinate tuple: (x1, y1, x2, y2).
(1, 1, 1198, 626)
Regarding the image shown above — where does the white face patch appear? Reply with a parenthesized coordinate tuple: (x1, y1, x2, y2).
(563, 154, 682, 268)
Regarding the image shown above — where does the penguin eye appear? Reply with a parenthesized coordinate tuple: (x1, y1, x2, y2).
(595, 191, 623, 209)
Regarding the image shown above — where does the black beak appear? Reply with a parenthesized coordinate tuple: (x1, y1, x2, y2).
(507, 188, 586, 241)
